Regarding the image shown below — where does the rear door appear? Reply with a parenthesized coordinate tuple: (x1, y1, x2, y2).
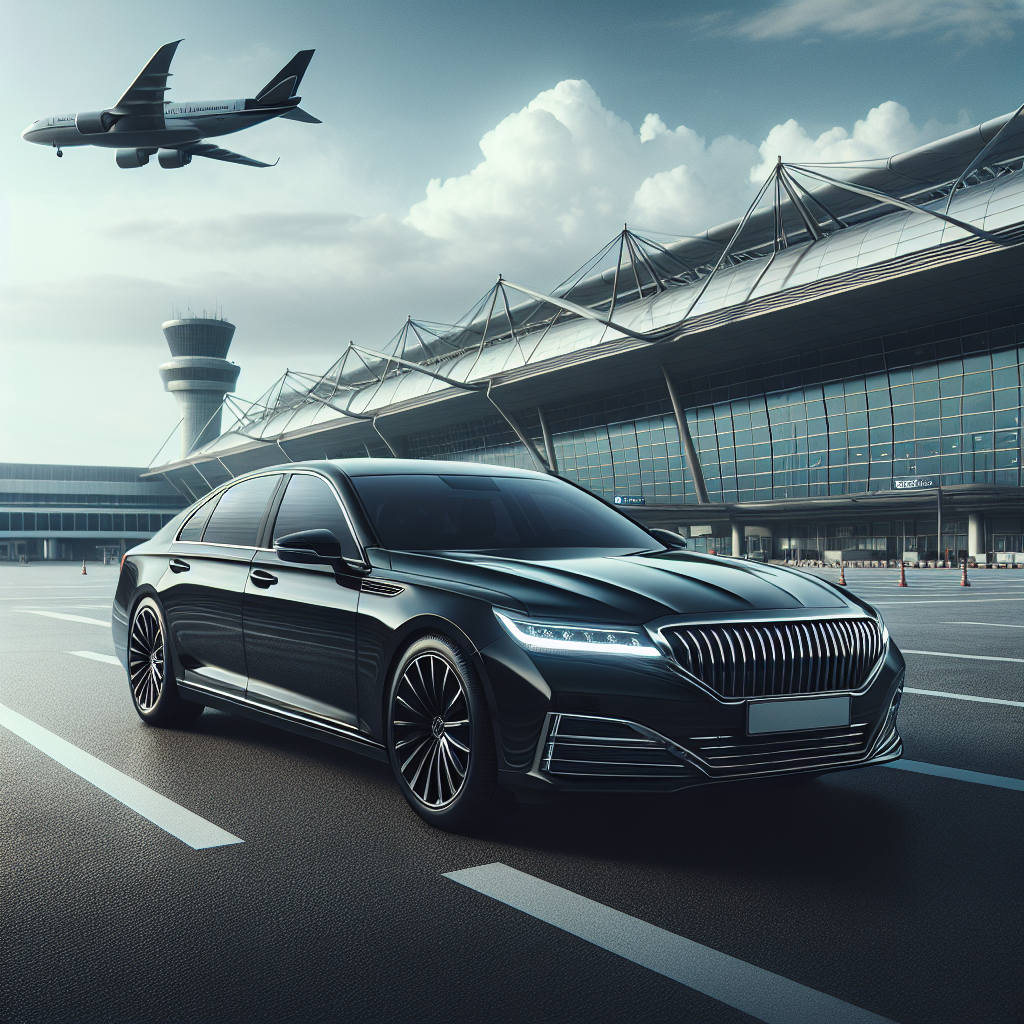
(161, 473, 283, 696)
(243, 471, 363, 729)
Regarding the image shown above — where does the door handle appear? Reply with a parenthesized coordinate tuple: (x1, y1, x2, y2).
(169, 558, 191, 574)
(250, 569, 279, 589)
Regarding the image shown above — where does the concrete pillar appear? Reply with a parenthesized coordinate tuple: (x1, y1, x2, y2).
(731, 523, 743, 558)
(968, 513, 984, 557)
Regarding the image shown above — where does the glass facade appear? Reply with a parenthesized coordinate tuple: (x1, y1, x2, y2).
(409, 306, 1023, 505)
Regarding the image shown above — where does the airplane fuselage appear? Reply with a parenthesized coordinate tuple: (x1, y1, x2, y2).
(21, 97, 291, 150)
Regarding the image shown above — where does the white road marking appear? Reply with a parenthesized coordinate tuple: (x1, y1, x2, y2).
(444, 863, 893, 1024)
(901, 650, 1024, 664)
(904, 687, 1024, 707)
(940, 621, 1024, 628)
(68, 651, 121, 666)
(0, 703, 243, 850)
(16, 610, 110, 627)
(881, 759, 1024, 792)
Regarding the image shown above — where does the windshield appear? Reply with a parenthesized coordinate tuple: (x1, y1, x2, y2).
(350, 473, 657, 552)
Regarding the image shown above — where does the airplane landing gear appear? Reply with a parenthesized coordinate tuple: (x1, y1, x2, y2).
(52, 142, 63, 157)
(56, 149, 63, 157)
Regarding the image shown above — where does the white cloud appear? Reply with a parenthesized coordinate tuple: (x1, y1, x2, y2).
(749, 100, 932, 181)
(737, 0, 1024, 45)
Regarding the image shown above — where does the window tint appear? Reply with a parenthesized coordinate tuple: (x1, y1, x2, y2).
(177, 493, 221, 541)
(202, 475, 281, 547)
(272, 474, 360, 560)
(351, 474, 655, 552)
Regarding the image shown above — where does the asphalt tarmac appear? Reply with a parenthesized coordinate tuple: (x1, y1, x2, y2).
(1, 562, 1021, 1024)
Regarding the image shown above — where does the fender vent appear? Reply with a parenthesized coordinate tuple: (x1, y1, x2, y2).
(360, 579, 405, 597)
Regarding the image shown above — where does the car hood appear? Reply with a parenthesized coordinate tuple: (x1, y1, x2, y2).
(388, 549, 855, 623)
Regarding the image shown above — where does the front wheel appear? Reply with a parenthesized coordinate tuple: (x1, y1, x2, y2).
(127, 596, 203, 727)
(387, 635, 515, 831)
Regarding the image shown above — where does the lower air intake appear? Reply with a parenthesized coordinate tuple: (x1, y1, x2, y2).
(541, 714, 695, 778)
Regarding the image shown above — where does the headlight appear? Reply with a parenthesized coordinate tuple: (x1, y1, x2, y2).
(494, 610, 661, 657)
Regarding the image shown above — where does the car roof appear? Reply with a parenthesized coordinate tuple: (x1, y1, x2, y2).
(236, 458, 548, 480)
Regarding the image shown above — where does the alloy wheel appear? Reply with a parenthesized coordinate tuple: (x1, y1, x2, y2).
(129, 605, 165, 712)
(392, 653, 470, 807)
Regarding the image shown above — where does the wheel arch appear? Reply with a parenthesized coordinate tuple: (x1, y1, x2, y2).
(378, 613, 506, 764)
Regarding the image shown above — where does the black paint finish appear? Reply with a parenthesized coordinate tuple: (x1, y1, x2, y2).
(112, 459, 906, 802)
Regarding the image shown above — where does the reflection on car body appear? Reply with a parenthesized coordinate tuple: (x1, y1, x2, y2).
(113, 459, 905, 830)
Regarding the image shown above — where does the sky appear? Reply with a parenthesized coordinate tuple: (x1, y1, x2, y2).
(1, 0, 1022, 467)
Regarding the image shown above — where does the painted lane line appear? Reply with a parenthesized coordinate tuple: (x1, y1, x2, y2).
(0, 703, 243, 850)
(16, 610, 110, 627)
(880, 759, 1024, 791)
(904, 687, 1024, 707)
(444, 863, 894, 1024)
(69, 651, 121, 667)
(941, 621, 1024, 628)
(901, 649, 1024, 664)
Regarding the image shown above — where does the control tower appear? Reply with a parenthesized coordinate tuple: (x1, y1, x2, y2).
(159, 317, 241, 459)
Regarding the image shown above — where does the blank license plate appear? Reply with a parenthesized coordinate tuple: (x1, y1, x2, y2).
(748, 695, 850, 735)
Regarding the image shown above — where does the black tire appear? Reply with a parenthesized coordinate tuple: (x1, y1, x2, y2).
(127, 596, 203, 727)
(386, 634, 516, 832)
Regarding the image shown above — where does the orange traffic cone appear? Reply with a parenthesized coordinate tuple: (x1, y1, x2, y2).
(960, 560, 971, 587)
(838, 561, 847, 586)
(81, 559, 87, 575)
(898, 561, 907, 587)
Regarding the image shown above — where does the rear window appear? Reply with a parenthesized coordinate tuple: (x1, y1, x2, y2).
(202, 474, 281, 547)
(177, 493, 220, 542)
(350, 473, 654, 552)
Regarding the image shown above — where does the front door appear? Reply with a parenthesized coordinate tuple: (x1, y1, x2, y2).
(243, 472, 362, 729)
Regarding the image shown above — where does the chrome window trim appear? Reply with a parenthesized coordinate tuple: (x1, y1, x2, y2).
(171, 468, 369, 569)
(649, 612, 888, 705)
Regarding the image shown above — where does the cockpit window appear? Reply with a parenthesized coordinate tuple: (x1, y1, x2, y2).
(351, 473, 656, 552)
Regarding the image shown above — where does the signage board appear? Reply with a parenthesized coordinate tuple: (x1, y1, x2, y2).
(893, 477, 936, 490)
(613, 495, 645, 506)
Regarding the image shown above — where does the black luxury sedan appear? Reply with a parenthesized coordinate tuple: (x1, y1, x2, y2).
(113, 459, 905, 830)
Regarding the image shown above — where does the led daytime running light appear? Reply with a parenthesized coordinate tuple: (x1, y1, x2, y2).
(494, 611, 660, 657)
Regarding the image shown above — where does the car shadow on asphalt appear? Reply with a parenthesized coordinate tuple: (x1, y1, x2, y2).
(488, 779, 908, 890)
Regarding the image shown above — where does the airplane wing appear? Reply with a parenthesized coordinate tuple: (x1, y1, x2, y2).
(180, 143, 279, 168)
(111, 40, 182, 116)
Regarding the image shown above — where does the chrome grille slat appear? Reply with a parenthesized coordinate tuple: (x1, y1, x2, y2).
(663, 618, 883, 700)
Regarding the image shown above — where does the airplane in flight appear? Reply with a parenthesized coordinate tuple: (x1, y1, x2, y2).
(21, 40, 319, 168)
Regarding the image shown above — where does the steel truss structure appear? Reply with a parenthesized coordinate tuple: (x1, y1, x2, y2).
(150, 106, 1024, 503)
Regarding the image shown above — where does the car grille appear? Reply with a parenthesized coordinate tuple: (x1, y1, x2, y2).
(541, 714, 695, 778)
(663, 618, 883, 699)
(684, 724, 871, 776)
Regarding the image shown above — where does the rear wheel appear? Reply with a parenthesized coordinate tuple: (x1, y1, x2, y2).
(128, 596, 203, 727)
(387, 635, 515, 831)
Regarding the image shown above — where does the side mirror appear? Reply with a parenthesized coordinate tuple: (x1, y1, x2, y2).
(274, 530, 370, 576)
(649, 528, 687, 550)
(275, 529, 343, 565)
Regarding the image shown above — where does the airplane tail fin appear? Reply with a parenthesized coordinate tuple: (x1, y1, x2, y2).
(256, 50, 315, 105)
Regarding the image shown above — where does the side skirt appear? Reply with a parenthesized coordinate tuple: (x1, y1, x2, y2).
(178, 681, 388, 763)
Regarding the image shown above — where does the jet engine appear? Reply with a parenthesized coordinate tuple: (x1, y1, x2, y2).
(158, 149, 192, 169)
(75, 110, 119, 134)
(115, 148, 156, 169)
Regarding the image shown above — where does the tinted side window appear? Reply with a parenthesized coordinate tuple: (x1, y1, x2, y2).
(272, 474, 360, 560)
(177, 493, 221, 541)
(202, 475, 281, 547)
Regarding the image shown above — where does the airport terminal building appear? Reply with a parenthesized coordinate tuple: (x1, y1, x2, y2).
(146, 112, 1024, 565)
(0, 464, 185, 563)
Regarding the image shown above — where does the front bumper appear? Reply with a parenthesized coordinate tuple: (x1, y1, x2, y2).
(489, 632, 905, 796)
